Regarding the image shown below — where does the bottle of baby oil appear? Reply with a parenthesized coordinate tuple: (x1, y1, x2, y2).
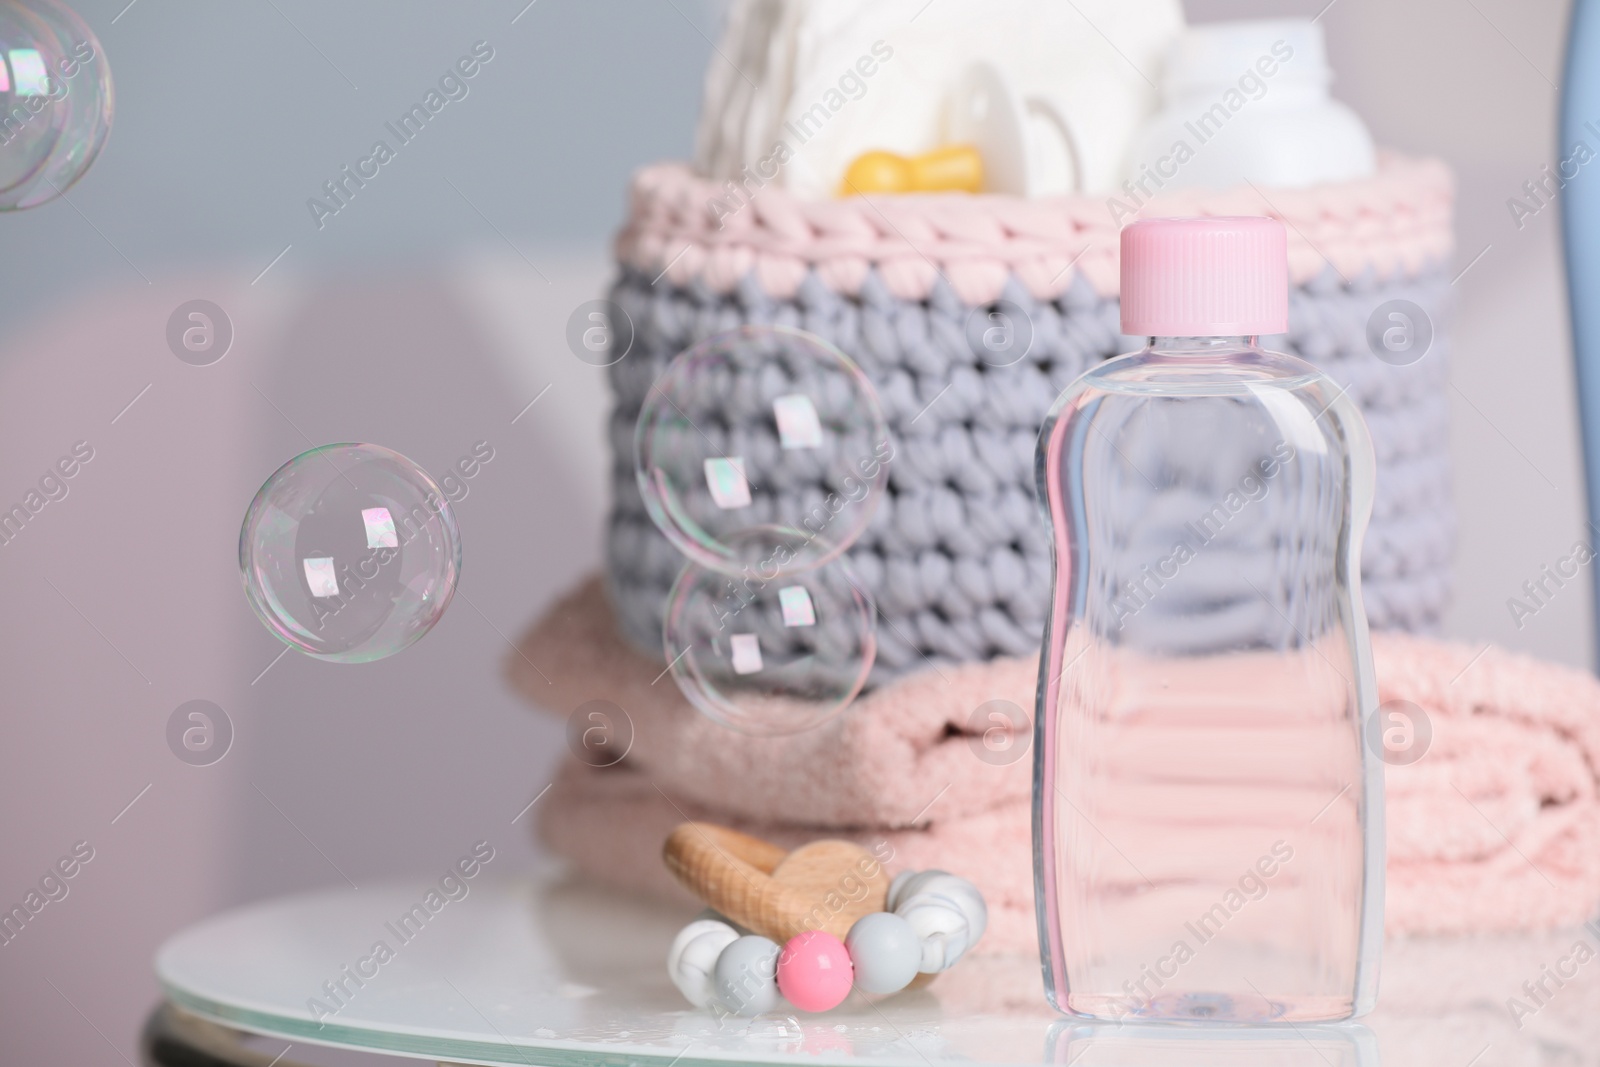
(1032, 216, 1383, 1022)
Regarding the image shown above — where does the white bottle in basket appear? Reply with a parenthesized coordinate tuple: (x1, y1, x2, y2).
(1122, 20, 1375, 193)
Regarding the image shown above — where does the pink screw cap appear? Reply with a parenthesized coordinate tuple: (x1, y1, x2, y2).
(776, 931, 854, 1013)
(1120, 216, 1289, 337)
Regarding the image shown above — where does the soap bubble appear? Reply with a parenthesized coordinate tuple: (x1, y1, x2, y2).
(636, 326, 891, 578)
(663, 528, 875, 735)
(239, 443, 461, 663)
(0, 0, 114, 211)
(742, 1013, 805, 1053)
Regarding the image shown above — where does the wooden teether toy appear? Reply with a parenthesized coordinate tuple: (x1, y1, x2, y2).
(662, 822, 987, 1015)
(838, 144, 985, 197)
(663, 822, 889, 944)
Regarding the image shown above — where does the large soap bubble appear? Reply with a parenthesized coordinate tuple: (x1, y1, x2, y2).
(0, 0, 113, 211)
(636, 326, 892, 578)
(240, 444, 461, 663)
(663, 528, 875, 735)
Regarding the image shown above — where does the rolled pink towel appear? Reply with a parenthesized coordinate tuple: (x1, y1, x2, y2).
(512, 577, 1033, 829)
(1377, 632, 1600, 934)
(512, 577, 1600, 940)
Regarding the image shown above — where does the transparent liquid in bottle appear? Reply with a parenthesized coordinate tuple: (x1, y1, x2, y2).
(1032, 330, 1384, 1023)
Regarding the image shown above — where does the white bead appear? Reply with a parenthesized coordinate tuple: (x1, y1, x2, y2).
(887, 869, 921, 911)
(667, 919, 739, 1008)
(925, 875, 989, 944)
(891, 870, 988, 972)
(899, 896, 970, 972)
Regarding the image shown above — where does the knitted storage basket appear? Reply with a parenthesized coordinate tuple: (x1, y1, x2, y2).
(604, 157, 1455, 681)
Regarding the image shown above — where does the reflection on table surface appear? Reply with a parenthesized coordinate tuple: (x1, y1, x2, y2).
(154, 873, 1600, 1066)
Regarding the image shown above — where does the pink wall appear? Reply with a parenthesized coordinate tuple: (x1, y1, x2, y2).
(0, 255, 609, 1063)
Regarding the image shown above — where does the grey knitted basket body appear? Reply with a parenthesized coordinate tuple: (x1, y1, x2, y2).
(604, 265, 1452, 681)
(602, 160, 1455, 682)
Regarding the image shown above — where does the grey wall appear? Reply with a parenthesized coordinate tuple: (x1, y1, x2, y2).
(0, 0, 1587, 1064)
(0, 0, 719, 319)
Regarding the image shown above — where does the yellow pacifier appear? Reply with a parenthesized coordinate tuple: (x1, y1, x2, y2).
(838, 144, 984, 196)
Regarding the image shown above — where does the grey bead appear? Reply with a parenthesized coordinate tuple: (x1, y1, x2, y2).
(713, 935, 781, 1017)
(845, 912, 921, 994)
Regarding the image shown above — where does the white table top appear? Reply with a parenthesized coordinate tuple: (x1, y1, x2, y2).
(155, 872, 1600, 1067)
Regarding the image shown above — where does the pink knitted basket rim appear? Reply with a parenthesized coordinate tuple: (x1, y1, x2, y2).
(614, 153, 1455, 307)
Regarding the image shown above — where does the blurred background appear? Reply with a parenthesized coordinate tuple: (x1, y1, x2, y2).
(0, 0, 1582, 1060)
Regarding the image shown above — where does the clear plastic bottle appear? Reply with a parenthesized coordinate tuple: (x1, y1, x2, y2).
(1032, 217, 1383, 1023)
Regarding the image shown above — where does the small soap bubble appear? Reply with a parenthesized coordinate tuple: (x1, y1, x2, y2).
(239, 443, 461, 663)
(636, 326, 891, 578)
(0, 0, 114, 212)
(663, 528, 875, 735)
(743, 1012, 805, 1051)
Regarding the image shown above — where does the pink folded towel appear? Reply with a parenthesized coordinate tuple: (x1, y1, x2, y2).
(512, 577, 1033, 829)
(512, 577, 1600, 942)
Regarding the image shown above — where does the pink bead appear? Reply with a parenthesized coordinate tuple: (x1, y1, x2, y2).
(775, 931, 854, 1013)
